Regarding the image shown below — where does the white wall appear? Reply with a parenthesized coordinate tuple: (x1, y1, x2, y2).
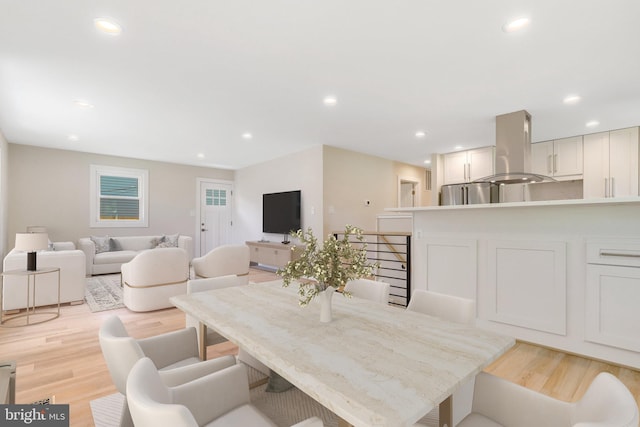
(234, 146, 323, 245)
(6, 144, 234, 255)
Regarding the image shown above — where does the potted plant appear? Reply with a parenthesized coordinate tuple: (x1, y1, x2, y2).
(278, 225, 378, 322)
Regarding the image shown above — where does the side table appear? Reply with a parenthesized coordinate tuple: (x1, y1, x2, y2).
(1, 267, 61, 327)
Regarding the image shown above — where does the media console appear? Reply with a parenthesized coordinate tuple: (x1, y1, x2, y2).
(246, 241, 303, 270)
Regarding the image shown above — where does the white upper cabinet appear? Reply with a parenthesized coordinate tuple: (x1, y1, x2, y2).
(443, 146, 494, 184)
(531, 136, 583, 180)
(583, 127, 639, 198)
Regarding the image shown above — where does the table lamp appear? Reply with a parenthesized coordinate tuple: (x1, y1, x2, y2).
(15, 232, 49, 271)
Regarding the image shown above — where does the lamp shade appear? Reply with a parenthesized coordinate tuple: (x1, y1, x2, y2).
(15, 232, 49, 252)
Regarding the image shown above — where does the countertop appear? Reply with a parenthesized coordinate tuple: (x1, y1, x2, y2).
(386, 196, 640, 213)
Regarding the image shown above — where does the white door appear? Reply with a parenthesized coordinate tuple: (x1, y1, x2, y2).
(199, 181, 233, 256)
(400, 181, 416, 207)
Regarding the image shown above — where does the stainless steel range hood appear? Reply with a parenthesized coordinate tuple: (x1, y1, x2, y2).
(474, 110, 556, 184)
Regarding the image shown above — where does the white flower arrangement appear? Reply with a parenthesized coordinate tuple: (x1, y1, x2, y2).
(278, 225, 378, 306)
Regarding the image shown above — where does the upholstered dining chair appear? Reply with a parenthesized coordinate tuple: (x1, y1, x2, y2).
(185, 274, 249, 346)
(191, 244, 250, 279)
(344, 278, 391, 304)
(99, 315, 237, 427)
(127, 357, 324, 427)
(407, 289, 476, 426)
(406, 289, 475, 325)
(447, 371, 639, 427)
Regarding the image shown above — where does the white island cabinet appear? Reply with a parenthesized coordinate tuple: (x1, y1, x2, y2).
(391, 198, 640, 369)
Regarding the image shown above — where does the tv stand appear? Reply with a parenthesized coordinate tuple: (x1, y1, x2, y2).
(246, 241, 302, 270)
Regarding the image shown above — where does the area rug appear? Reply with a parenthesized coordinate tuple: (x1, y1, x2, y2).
(90, 364, 338, 427)
(84, 274, 124, 312)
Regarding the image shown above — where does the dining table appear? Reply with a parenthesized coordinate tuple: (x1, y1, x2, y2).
(170, 280, 514, 427)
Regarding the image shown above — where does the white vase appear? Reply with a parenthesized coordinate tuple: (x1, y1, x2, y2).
(318, 286, 335, 323)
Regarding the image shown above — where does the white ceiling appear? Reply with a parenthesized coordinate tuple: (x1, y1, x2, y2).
(1, 1, 639, 170)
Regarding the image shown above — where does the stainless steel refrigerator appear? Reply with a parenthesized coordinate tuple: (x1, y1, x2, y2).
(440, 182, 498, 205)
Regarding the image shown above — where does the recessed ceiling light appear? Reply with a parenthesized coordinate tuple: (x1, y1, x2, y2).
(423, 159, 431, 164)
(415, 131, 426, 138)
(502, 17, 530, 33)
(563, 94, 581, 104)
(197, 153, 205, 159)
(454, 145, 463, 150)
(242, 132, 253, 140)
(74, 100, 94, 109)
(68, 134, 79, 141)
(586, 120, 600, 128)
(323, 96, 337, 106)
(94, 18, 122, 35)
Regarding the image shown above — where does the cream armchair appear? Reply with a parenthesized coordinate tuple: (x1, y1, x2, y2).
(121, 247, 190, 312)
(452, 371, 639, 427)
(99, 315, 237, 427)
(191, 244, 250, 279)
(127, 357, 324, 427)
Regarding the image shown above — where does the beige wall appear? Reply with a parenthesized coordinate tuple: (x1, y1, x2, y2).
(0, 130, 8, 256)
(393, 161, 432, 208)
(234, 146, 323, 244)
(323, 146, 431, 236)
(6, 144, 234, 255)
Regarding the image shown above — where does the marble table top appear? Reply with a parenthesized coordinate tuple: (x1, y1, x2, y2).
(171, 280, 514, 427)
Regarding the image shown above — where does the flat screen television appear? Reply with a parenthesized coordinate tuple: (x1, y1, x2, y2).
(262, 190, 301, 236)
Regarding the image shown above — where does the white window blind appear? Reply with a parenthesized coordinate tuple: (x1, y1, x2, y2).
(90, 165, 148, 227)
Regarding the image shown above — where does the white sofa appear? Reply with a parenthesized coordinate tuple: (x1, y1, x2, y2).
(78, 234, 193, 276)
(2, 243, 86, 311)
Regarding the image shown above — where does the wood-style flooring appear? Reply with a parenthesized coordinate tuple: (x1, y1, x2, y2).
(1, 268, 638, 426)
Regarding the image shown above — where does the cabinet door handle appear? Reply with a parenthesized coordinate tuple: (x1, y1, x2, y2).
(600, 251, 640, 258)
(604, 178, 609, 198)
(553, 154, 558, 173)
(611, 177, 615, 198)
(547, 155, 552, 174)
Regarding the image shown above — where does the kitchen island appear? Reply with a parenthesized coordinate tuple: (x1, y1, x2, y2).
(389, 197, 640, 369)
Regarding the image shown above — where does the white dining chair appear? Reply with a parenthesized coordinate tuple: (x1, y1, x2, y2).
(408, 289, 476, 426)
(344, 278, 391, 304)
(99, 315, 237, 427)
(406, 289, 475, 325)
(126, 357, 324, 427)
(454, 371, 639, 427)
(186, 274, 248, 346)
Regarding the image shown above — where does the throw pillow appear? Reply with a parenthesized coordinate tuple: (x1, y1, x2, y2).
(156, 241, 174, 248)
(162, 234, 179, 247)
(265, 370, 294, 393)
(109, 238, 122, 252)
(90, 235, 110, 254)
(150, 237, 164, 248)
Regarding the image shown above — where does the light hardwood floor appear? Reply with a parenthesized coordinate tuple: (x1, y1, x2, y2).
(1, 268, 638, 426)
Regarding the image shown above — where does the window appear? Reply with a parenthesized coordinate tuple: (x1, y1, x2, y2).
(90, 165, 148, 227)
(206, 188, 227, 206)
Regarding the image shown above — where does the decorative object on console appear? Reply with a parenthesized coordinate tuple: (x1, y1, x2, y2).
(278, 225, 378, 321)
(15, 232, 49, 271)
